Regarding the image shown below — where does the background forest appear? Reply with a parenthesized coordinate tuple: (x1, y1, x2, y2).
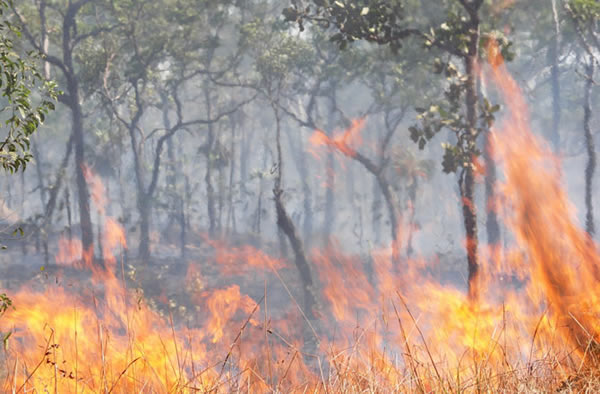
(1, 0, 600, 392)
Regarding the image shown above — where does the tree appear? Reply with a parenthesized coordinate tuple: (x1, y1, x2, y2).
(566, 0, 600, 236)
(13, 0, 117, 257)
(0, 0, 56, 338)
(100, 0, 251, 261)
(240, 16, 321, 318)
(0, 0, 56, 173)
(284, 0, 511, 300)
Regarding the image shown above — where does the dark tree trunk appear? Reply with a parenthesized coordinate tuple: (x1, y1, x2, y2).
(162, 93, 178, 231)
(71, 98, 94, 254)
(61, 3, 94, 255)
(371, 175, 383, 245)
(65, 187, 73, 240)
(584, 57, 595, 236)
(13, 0, 95, 256)
(462, 5, 481, 301)
(138, 199, 151, 262)
(125, 95, 150, 262)
(272, 102, 317, 319)
(226, 118, 237, 235)
(377, 173, 402, 264)
(285, 125, 313, 249)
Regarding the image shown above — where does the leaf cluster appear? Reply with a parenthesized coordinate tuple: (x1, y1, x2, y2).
(409, 60, 499, 174)
(0, 0, 58, 173)
(284, 0, 414, 53)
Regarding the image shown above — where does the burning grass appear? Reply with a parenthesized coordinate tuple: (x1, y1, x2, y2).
(3, 42, 600, 394)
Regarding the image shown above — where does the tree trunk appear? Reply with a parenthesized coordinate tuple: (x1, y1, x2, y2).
(479, 76, 501, 249)
(463, 7, 481, 301)
(162, 93, 178, 232)
(323, 107, 336, 243)
(272, 102, 317, 319)
(323, 151, 335, 243)
(218, 160, 225, 235)
(371, 175, 383, 245)
(61, 4, 94, 255)
(549, 0, 562, 152)
(239, 126, 251, 196)
(204, 88, 217, 237)
(483, 127, 500, 243)
(285, 125, 313, 249)
(406, 179, 418, 257)
(377, 173, 402, 265)
(126, 103, 151, 262)
(138, 199, 151, 262)
(584, 57, 595, 236)
(72, 97, 94, 254)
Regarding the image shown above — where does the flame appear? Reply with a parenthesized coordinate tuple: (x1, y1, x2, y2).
(0, 170, 314, 392)
(487, 39, 600, 357)
(309, 117, 367, 161)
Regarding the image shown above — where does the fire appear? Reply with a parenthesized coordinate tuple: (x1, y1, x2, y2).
(0, 171, 313, 392)
(487, 39, 600, 359)
(309, 117, 367, 160)
(2, 41, 600, 392)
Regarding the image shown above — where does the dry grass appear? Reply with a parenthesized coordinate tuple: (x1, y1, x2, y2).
(2, 295, 600, 394)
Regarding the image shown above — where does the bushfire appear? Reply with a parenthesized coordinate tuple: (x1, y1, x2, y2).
(1, 43, 599, 393)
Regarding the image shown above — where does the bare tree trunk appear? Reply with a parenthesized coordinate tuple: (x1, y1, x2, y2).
(549, 0, 562, 152)
(226, 118, 238, 235)
(204, 88, 217, 237)
(584, 57, 595, 235)
(124, 96, 151, 262)
(71, 98, 94, 254)
(478, 78, 501, 249)
(323, 151, 335, 242)
(483, 128, 500, 243)
(239, 126, 251, 196)
(138, 199, 151, 262)
(252, 145, 268, 241)
(63, 6, 93, 253)
(162, 92, 178, 233)
(218, 159, 225, 236)
(377, 173, 402, 264)
(65, 187, 72, 240)
(406, 179, 418, 257)
(272, 102, 317, 319)
(323, 106, 336, 243)
(285, 126, 313, 249)
(371, 176, 383, 245)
